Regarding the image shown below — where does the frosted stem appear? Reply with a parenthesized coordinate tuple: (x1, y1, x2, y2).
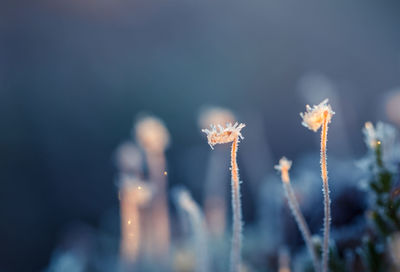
(283, 182, 320, 272)
(230, 137, 242, 272)
(320, 111, 331, 272)
(145, 153, 170, 258)
(120, 188, 140, 265)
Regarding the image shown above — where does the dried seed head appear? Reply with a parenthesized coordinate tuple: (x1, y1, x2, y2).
(202, 122, 245, 149)
(198, 106, 235, 130)
(135, 116, 170, 153)
(274, 157, 292, 183)
(300, 99, 335, 132)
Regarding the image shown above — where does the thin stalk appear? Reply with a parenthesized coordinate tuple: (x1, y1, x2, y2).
(230, 137, 242, 272)
(320, 111, 331, 272)
(283, 182, 320, 272)
(201, 122, 245, 272)
(120, 188, 140, 266)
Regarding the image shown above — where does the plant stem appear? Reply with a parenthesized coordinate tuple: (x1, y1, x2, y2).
(283, 181, 320, 272)
(120, 187, 140, 265)
(320, 111, 331, 272)
(145, 153, 170, 259)
(230, 137, 242, 272)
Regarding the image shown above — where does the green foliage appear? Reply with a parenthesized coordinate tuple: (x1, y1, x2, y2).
(359, 237, 386, 272)
(359, 141, 399, 271)
(328, 243, 346, 272)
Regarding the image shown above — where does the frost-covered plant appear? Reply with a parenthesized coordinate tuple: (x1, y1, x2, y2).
(362, 121, 399, 171)
(202, 122, 246, 272)
(275, 157, 320, 272)
(198, 106, 235, 238)
(300, 99, 335, 272)
(173, 187, 210, 272)
(358, 121, 400, 272)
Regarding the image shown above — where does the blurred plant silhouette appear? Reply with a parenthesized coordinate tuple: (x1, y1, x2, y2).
(38, 104, 400, 272)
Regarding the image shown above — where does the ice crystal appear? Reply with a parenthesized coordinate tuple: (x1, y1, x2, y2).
(202, 122, 245, 149)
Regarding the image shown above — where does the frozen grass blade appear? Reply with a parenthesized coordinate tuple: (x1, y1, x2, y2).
(300, 99, 334, 272)
(275, 157, 320, 272)
(202, 122, 245, 272)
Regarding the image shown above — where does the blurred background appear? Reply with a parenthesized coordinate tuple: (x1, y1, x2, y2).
(1, 0, 400, 271)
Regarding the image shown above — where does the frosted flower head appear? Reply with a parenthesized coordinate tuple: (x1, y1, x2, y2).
(119, 175, 153, 205)
(274, 157, 292, 183)
(202, 122, 245, 149)
(300, 99, 335, 132)
(135, 116, 170, 153)
(198, 106, 235, 129)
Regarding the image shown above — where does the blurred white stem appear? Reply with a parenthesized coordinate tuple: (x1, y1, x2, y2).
(120, 188, 140, 265)
(145, 152, 170, 258)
